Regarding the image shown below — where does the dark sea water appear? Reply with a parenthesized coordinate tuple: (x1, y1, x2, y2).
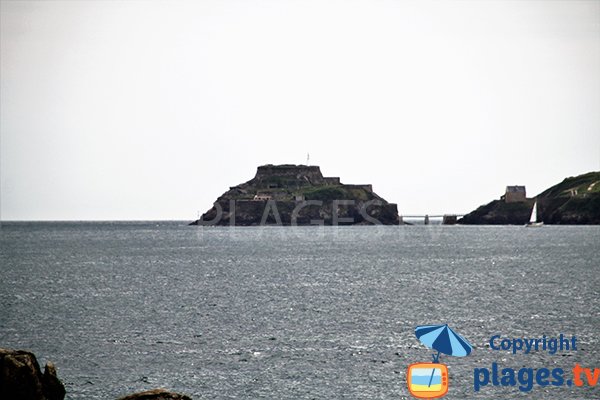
(1, 222, 599, 399)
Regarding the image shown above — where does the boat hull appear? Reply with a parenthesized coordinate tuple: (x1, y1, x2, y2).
(525, 222, 544, 227)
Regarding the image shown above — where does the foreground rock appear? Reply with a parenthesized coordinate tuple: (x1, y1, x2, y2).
(459, 171, 600, 225)
(191, 164, 400, 226)
(117, 389, 192, 400)
(0, 348, 65, 400)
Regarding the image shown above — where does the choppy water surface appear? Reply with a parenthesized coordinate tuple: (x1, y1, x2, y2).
(0, 223, 599, 399)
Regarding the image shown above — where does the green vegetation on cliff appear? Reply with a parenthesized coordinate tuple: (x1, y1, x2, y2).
(539, 172, 600, 197)
(538, 172, 600, 224)
(302, 186, 374, 202)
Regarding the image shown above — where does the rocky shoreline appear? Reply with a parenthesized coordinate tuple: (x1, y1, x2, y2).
(0, 348, 190, 400)
(459, 171, 600, 225)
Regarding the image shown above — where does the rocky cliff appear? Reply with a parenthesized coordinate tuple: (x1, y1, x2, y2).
(0, 348, 65, 400)
(190, 164, 400, 226)
(459, 171, 600, 225)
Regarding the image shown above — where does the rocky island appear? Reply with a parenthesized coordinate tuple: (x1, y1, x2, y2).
(190, 164, 400, 226)
(459, 171, 600, 225)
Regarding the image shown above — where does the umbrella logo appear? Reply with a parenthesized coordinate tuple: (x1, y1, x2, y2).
(407, 324, 473, 399)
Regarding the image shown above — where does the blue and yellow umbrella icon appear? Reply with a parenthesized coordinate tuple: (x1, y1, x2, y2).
(407, 324, 473, 398)
(415, 324, 473, 362)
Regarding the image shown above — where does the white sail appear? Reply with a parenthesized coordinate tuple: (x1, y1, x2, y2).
(529, 201, 537, 223)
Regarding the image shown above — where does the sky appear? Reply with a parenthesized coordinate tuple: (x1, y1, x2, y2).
(1, 0, 599, 220)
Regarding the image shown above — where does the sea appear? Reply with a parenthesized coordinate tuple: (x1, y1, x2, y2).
(0, 222, 599, 399)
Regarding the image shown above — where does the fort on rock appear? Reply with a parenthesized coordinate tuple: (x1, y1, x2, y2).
(190, 165, 400, 226)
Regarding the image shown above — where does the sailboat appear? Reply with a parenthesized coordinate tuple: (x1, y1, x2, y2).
(526, 200, 543, 227)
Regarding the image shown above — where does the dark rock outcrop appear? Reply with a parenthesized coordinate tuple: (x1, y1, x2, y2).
(459, 171, 600, 225)
(117, 388, 192, 400)
(459, 199, 534, 225)
(191, 164, 400, 226)
(0, 348, 65, 400)
(0, 348, 191, 400)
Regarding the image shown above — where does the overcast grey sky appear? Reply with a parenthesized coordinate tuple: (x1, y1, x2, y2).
(1, 0, 599, 220)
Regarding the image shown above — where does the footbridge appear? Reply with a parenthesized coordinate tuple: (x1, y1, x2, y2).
(400, 214, 466, 225)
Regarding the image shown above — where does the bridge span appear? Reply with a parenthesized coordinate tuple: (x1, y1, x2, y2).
(400, 214, 466, 225)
